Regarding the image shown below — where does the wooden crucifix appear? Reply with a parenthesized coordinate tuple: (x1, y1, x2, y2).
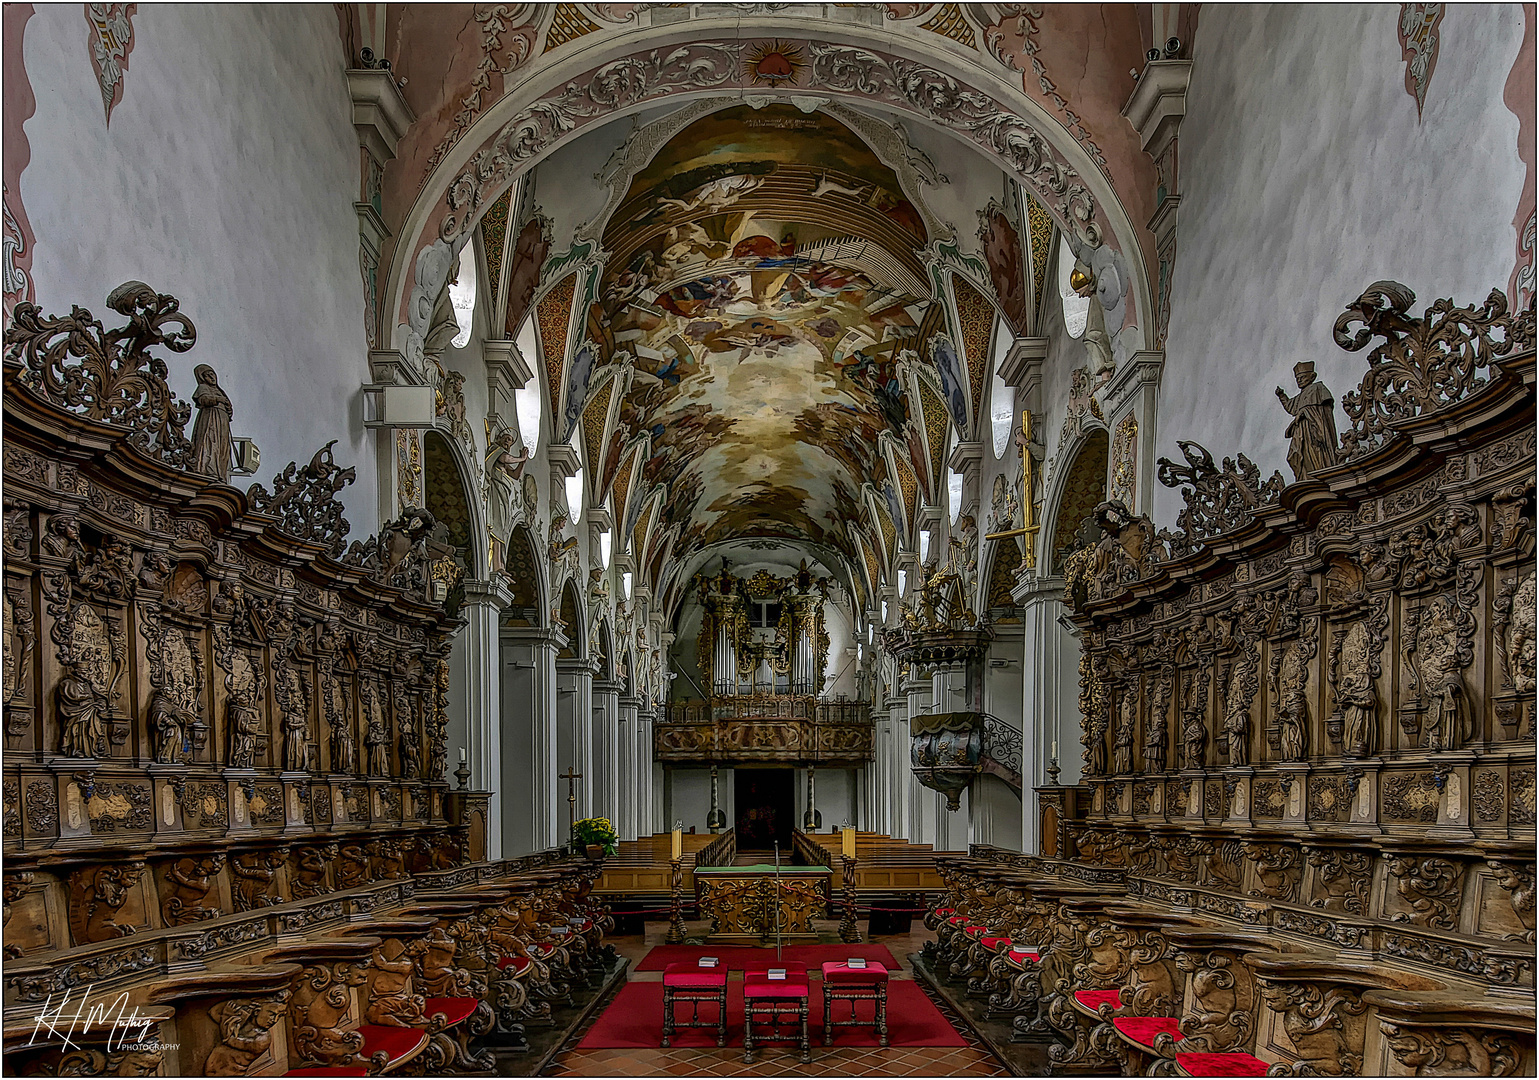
(560, 767, 583, 842)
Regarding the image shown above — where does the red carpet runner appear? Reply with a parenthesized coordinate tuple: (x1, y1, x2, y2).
(576, 980, 968, 1049)
(632, 943, 900, 972)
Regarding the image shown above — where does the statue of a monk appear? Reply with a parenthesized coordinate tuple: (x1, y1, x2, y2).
(1275, 361, 1340, 480)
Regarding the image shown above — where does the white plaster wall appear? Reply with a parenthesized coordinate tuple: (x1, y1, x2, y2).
(20, 5, 378, 532)
(1158, 4, 1527, 525)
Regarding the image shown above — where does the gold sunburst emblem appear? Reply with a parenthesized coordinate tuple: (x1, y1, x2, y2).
(745, 40, 805, 86)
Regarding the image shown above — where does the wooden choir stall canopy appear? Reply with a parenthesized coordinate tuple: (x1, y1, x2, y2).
(0, 281, 619, 1078)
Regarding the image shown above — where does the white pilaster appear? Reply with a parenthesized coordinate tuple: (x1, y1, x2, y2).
(453, 579, 510, 858)
(556, 656, 597, 826)
(500, 626, 560, 854)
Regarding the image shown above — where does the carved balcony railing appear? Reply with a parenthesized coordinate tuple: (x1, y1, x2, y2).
(655, 695, 873, 765)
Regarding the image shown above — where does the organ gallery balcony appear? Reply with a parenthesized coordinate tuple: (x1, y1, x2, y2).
(656, 696, 874, 765)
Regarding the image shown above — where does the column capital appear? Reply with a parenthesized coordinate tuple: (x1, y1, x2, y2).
(483, 338, 534, 387)
(462, 577, 514, 609)
(998, 337, 1049, 391)
(947, 440, 985, 476)
(557, 656, 600, 677)
(1100, 350, 1165, 421)
(501, 625, 564, 650)
(1121, 59, 1193, 161)
(346, 68, 416, 166)
(548, 443, 581, 479)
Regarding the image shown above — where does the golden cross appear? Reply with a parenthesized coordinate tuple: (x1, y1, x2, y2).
(561, 768, 583, 837)
(983, 411, 1041, 569)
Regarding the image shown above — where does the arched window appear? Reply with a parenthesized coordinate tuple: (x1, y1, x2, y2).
(448, 242, 477, 349)
(565, 438, 584, 524)
(989, 317, 1015, 459)
(513, 313, 541, 455)
(1057, 234, 1091, 340)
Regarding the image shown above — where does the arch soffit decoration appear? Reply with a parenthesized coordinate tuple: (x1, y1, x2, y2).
(502, 522, 548, 624)
(384, 20, 1155, 363)
(420, 426, 489, 581)
(1041, 425, 1110, 577)
(559, 577, 587, 657)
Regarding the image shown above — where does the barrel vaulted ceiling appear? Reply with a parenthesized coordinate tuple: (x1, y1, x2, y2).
(353, 3, 1176, 597)
(599, 104, 929, 572)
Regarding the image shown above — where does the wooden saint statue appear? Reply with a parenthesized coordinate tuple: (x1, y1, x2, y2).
(190, 364, 234, 482)
(1275, 361, 1340, 480)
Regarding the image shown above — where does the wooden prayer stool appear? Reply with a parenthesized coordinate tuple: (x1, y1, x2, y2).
(660, 961, 728, 1047)
(820, 961, 890, 1046)
(742, 960, 812, 1064)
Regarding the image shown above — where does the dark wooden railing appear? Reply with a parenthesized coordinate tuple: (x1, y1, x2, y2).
(694, 828, 737, 869)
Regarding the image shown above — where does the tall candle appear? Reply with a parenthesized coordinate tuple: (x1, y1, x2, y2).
(460, 747, 467, 763)
(671, 828, 682, 861)
(842, 826, 855, 858)
(1051, 739, 1058, 759)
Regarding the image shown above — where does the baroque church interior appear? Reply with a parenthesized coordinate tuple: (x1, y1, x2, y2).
(1, 3, 1535, 1077)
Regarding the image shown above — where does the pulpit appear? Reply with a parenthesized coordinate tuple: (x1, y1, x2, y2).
(692, 865, 832, 942)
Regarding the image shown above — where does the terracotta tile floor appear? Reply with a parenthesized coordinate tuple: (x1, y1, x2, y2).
(545, 922, 1009, 1078)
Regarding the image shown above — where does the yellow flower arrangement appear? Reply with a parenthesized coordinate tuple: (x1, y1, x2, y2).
(573, 816, 618, 854)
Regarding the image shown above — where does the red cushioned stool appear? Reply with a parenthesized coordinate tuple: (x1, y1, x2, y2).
(743, 961, 810, 1064)
(820, 961, 889, 1047)
(660, 962, 728, 1048)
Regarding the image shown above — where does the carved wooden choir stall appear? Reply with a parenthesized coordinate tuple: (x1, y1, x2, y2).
(919, 281, 1537, 1077)
(0, 284, 615, 1076)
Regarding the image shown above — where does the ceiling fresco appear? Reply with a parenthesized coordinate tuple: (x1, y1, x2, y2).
(599, 104, 935, 568)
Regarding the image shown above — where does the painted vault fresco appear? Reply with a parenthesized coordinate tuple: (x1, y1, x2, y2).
(599, 104, 934, 565)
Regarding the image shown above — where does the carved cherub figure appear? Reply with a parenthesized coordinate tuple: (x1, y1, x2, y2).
(204, 992, 292, 1077)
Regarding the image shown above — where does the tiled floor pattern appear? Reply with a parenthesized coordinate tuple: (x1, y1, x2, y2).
(545, 922, 1010, 1077)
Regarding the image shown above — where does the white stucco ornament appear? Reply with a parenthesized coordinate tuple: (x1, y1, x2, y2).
(399, 239, 457, 374)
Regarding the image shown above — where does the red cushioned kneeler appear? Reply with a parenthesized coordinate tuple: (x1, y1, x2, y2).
(661, 962, 728, 1049)
(1176, 1051, 1269, 1077)
(743, 966, 811, 1064)
(356, 1025, 427, 1068)
(497, 955, 532, 972)
(820, 962, 889, 1048)
(1073, 988, 1123, 1014)
(1113, 1015, 1183, 1049)
(423, 997, 478, 1027)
